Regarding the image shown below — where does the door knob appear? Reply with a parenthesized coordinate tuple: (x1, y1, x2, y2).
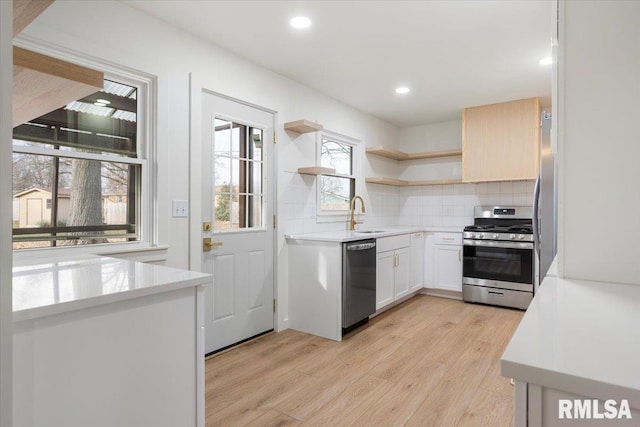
(203, 237, 222, 252)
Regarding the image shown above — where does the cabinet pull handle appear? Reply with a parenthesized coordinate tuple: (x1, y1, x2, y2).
(458, 249, 461, 262)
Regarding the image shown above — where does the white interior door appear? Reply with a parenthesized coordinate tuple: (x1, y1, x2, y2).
(201, 92, 274, 354)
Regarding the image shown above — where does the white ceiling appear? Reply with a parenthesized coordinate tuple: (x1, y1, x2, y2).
(124, 0, 553, 128)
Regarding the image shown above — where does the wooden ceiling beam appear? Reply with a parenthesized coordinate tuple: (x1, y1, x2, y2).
(13, 0, 55, 37)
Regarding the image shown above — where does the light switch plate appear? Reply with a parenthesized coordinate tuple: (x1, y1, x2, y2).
(172, 200, 189, 217)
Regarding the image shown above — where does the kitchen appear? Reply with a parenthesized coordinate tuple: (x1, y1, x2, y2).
(1, 1, 639, 427)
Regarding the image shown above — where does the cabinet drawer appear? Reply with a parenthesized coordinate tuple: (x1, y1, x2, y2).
(377, 234, 410, 253)
(434, 232, 462, 246)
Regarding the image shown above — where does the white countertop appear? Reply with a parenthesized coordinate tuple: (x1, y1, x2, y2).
(546, 256, 558, 277)
(13, 257, 212, 322)
(501, 276, 640, 406)
(423, 226, 465, 233)
(286, 226, 463, 243)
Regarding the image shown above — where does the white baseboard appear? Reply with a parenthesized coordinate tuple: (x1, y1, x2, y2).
(421, 288, 463, 300)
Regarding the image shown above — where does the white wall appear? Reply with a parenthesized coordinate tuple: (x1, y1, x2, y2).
(400, 120, 462, 152)
(398, 120, 463, 182)
(20, 0, 400, 330)
(395, 120, 534, 226)
(558, 0, 640, 284)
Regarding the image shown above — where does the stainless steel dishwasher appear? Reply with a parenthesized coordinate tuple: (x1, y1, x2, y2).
(342, 239, 376, 333)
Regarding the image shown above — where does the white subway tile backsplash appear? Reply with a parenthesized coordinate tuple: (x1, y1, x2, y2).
(487, 182, 502, 195)
(475, 182, 488, 195)
(397, 181, 534, 228)
(281, 170, 534, 234)
(500, 181, 514, 194)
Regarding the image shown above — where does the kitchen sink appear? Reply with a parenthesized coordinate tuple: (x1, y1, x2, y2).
(355, 230, 387, 234)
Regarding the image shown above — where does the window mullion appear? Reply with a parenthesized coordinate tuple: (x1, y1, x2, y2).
(12, 144, 144, 165)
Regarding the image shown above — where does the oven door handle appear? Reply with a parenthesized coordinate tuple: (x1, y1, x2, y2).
(463, 240, 533, 250)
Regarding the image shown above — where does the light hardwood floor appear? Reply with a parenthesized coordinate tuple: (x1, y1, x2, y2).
(205, 295, 523, 427)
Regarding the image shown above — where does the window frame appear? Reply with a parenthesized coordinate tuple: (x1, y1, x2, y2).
(11, 42, 157, 259)
(315, 130, 360, 221)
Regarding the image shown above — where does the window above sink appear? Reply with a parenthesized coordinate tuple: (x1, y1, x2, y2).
(316, 130, 361, 222)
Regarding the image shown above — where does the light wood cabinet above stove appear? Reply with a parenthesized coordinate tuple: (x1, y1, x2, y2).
(462, 97, 541, 182)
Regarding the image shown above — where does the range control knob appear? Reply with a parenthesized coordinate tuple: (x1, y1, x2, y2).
(518, 235, 525, 240)
(479, 233, 484, 239)
(493, 233, 499, 239)
(509, 234, 516, 239)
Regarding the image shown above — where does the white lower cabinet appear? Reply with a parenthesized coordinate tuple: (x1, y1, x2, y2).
(376, 251, 395, 309)
(394, 248, 410, 299)
(425, 232, 463, 293)
(376, 235, 410, 310)
(409, 232, 424, 291)
(434, 244, 462, 291)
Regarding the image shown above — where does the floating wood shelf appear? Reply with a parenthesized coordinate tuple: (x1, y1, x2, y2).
(13, 0, 55, 37)
(13, 46, 104, 127)
(408, 178, 463, 186)
(284, 119, 323, 134)
(366, 146, 462, 161)
(297, 167, 336, 176)
(366, 177, 463, 187)
(365, 177, 409, 186)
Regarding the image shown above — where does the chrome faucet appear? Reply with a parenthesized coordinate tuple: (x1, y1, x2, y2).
(349, 195, 366, 231)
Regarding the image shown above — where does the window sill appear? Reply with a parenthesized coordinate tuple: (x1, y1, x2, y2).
(13, 243, 169, 266)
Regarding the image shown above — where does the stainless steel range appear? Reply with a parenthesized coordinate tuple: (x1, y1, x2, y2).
(462, 206, 535, 310)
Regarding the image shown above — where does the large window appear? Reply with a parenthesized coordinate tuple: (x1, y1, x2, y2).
(318, 133, 357, 214)
(12, 78, 146, 250)
(213, 118, 264, 230)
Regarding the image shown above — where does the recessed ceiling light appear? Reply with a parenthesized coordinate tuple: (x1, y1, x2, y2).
(96, 99, 111, 104)
(290, 16, 311, 29)
(395, 87, 410, 95)
(539, 57, 552, 66)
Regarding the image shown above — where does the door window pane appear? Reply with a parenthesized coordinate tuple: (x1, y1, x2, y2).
(212, 118, 264, 230)
(214, 119, 232, 153)
(214, 189, 233, 230)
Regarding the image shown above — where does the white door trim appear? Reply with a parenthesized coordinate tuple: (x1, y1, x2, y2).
(188, 74, 279, 333)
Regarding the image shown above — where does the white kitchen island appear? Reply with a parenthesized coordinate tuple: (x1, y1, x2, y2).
(501, 276, 640, 426)
(12, 257, 211, 427)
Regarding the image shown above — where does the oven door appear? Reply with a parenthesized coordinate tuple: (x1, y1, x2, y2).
(463, 240, 534, 291)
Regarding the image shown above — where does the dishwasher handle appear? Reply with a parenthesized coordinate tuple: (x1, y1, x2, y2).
(346, 242, 376, 251)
